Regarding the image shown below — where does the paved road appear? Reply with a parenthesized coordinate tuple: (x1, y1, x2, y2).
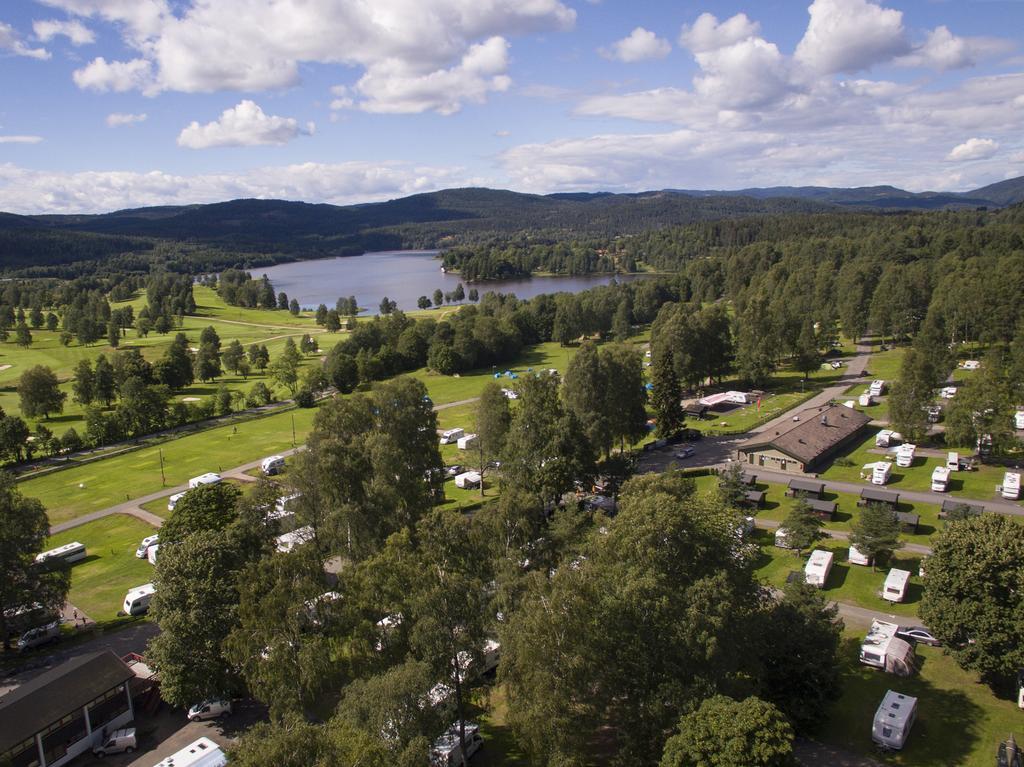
(795, 739, 884, 767)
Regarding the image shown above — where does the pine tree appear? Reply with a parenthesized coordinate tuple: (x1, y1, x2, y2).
(850, 503, 900, 571)
(651, 347, 685, 438)
(781, 499, 824, 556)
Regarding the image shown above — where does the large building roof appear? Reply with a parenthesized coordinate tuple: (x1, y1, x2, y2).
(740, 404, 871, 464)
(0, 650, 134, 753)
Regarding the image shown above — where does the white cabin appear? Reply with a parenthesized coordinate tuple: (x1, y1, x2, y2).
(123, 583, 156, 616)
(872, 690, 918, 750)
(439, 428, 464, 445)
(848, 544, 872, 567)
(882, 568, 911, 603)
(895, 444, 916, 468)
(1002, 472, 1021, 500)
(456, 433, 478, 450)
(188, 472, 222, 489)
(872, 462, 893, 485)
(804, 549, 834, 588)
(930, 466, 950, 492)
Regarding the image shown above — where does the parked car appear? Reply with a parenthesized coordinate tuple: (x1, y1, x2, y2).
(188, 699, 232, 721)
(444, 465, 463, 478)
(895, 626, 941, 647)
(93, 727, 137, 756)
(673, 446, 695, 459)
(17, 621, 61, 652)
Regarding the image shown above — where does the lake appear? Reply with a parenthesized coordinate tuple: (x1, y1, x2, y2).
(255, 250, 651, 311)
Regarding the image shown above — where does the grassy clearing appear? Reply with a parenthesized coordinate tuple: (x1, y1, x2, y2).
(47, 514, 158, 624)
(470, 684, 529, 767)
(821, 634, 1022, 767)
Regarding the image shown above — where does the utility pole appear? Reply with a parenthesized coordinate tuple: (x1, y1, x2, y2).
(159, 448, 166, 486)
(291, 413, 296, 447)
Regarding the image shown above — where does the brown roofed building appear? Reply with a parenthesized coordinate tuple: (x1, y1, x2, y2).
(736, 404, 871, 474)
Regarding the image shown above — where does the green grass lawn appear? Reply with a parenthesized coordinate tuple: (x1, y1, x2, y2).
(469, 684, 529, 767)
(820, 634, 1023, 767)
(752, 532, 924, 617)
(47, 514, 158, 624)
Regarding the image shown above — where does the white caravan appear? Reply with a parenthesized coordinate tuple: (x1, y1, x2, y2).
(804, 549, 834, 589)
(188, 472, 222, 489)
(454, 471, 482, 489)
(872, 690, 918, 751)
(930, 466, 950, 492)
(1015, 410, 1024, 431)
(456, 433, 478, 450)
(135, 534, 159, 558)
(261, 455, 286, 475)
(123, 583, 156, 616)
(872, 462, 893, 485)
(946, 452, 960, 472)
(869, 380, 886, 397)
(1002, 472, 1021, 500)
(153, 738, 226, 767)
(895, 444, 916, 468)
(167, 491, 186, 511)
(875, 430, 902, 448)
(35, 541, 87, 567)
(848, 544, 872, 567)
(439, 428, 464, 445)
(431, 722, 484, 767)
(882, 568, 911, 603)
(147, 544, 160, 566)
(860, 620, 916, 676)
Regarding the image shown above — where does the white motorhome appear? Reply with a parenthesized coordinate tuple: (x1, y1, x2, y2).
(804, 549, 834, 588)
(859, 393, 875, 408)
(123, 583, 156, 615)
(35, 541, 87, 567)
(481, 639, 501, 675)
(188, 472, 222, 489)
(869, 380, 886, 397)
(1002, 472, 1021, 500)
(882, 568, 911, 603)
(135, 534, 159, 558)
(895, 444, 916, 468)
(454, 471, 482, 489)
(431, 722, 484, 767)
(930, 466, 951, 492)
(860, 620, 916, 676)
(167, 491, 186, 511)
(1015, 410, 1024, 431)
(439, 428, 464, 445)
(961, 359, 980, 370)
(872, 690, 918, 750)
(872, 462, 893, 485)
(275, 525, 314, 553)
(456, 433, 478, 450)
(147, 544, 160, 566)
(261, 455, 286, 475)
(153, 737, 226, 767)
(940, 386, 958, 399)
(848, 544, 872, 567)
(946, 452, 960, 472)
(875, 430, 902, 448)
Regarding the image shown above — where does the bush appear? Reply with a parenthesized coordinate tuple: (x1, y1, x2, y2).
(246, 382, 273, 408)
(833, 457, 855, 467)
(294, 388, 315, 408)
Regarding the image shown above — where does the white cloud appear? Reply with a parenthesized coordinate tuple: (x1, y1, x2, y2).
(794, 0, 910, 74)
(495, 129, 511, 137)
(0, 160, 473, 214)
(73, 57, 153, 92)
(0, 21, 50, 59)
(177, 100, 313, 149)
(106, 112, 147, 127)
(896, 26, 1013, 71)
(947, 138, 999, 162)
(679, 12, 759, 54)
(0, 135, 44, 144)
(601, 27, 670, 63)
(33, 18, 95, 45)
(42, 0, 575, 113)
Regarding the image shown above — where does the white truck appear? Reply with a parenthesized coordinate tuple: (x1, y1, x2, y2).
(1002, 472, 1021, 501)
(872, 462, 893, 485)
(895, 444, 916, 468)
(930, 466, 950, 492)
(804, 549, 834, 589)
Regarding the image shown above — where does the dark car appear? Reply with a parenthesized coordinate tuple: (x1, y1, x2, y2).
(673, 446, 695, 460)
(896, 626, 941, 646)
(444, 465, 463, 478)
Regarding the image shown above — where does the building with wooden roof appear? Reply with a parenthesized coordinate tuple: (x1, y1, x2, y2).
(736, 404, 871, 474)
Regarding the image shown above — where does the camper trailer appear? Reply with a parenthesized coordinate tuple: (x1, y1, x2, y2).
(153, 737, 226, 767)
(931, 466, 951, 492)
(940, 386, 958, 399)
(1015, 410, 1024, 431)
(859, 392, 874, 407)
(849, 544, 872, 567)
(275, 525, 314, 553)
(895, 444, 916, 468)
(875, 430, 902, 448)
(804, 549, 834, 588)
(883, 568, 911, 603)
(123, 583, 156, 615)
(872, 462, 893, 486)
(869, 380, 886, 397)
(261, 455, 286, 475)
(872, 690, 918, 750)
(135, 534, 159, 558)
(860, 620, 916, 676)
(1002, 472, 1021, 500)
(946, 452, 960, 472)
(35, 541, 87, 567)
(456, 433, 478, 450)
(167, 491, 186, 511)
(430, 722, 484, 767)
(147, 544, 160, 566)
(188, 472, 222, 489)
(454, 471, 482, 489)
(774, 527, 794, 549)
(439, 428, 464, 445)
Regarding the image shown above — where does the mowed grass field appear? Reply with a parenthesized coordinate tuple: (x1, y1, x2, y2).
(47, 514, 158, 624)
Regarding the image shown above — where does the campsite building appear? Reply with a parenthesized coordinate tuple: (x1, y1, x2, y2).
(0, 651, 136, 767)
(735, 405, 871, 474)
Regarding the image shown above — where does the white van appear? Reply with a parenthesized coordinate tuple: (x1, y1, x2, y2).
(946, 452, 960, 472)
(882, 568, 911, 603)
(930, 466, 950, 492)
(167, 491, 186, 512)
(17, 621, 61, 652)
(804, 549, 834, 588)
(92, 727, 137, 756)
(261, 455, 285, 475)
(188, 472, 222, 489)
(1002, 472, 1021, 500)
(848, 544, 872, 567)
(439, 428, 464, 445)
(895, 444, 916, 468)
(123, 583, 156, 615)
(872, 462, 893, 485)
(135, 534, 159, 558)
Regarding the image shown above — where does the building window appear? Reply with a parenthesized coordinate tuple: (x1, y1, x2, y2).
(88, 685, 129, 731)
(4, 739, 41, 767)
(40, 712, 86, 765)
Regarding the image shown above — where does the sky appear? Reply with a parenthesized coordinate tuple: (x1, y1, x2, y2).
(1, 0, 1023, 214)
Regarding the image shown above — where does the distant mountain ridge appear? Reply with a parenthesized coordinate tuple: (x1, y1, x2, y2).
(0, 177, 1021, 271)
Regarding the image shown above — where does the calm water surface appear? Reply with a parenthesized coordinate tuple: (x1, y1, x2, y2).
(256, 250, 650, 311)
